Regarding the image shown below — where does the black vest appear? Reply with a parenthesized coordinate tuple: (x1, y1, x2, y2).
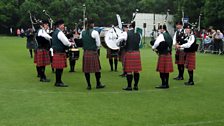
(184, 35, 198, 52)
(157, 32, 173, 55)
(125, 29, 141, 51)
(36, 29, 50, 49)
(176, 29, 186, 45)
(52, 29, 68, 52)
(82, 29, 97, 51)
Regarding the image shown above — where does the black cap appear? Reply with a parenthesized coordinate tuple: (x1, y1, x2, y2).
(54, 19, 64, 26)
(158, 24, 167, 30)
(41, 20, 49, 25)
(184, 23, 192, 29)
(176, 21, 183, 25)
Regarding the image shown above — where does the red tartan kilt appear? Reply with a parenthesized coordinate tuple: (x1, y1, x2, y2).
(185, 52, 196, 71)
(34, 50, 37, 64)
(124, 51, 142, 73)
(156, 53, 173, 73)
(82, 50, 101, 73)
(175, 50, 186, 64)
(106, 49, 118, 59)
(36, 49, 50, 66)
(52, 53, 67, 69)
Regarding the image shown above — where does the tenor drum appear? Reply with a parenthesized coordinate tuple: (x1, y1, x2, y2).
(69, 48, 80, 60)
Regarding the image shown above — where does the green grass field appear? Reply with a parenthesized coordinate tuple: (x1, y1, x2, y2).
(0, 36, 224, 126)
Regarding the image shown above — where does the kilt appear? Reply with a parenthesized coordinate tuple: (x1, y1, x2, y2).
(26, 41, 37, 49)
(185, 52, 196, 71)
(83, 50, 101, 73)
(34, 50, 37, 64)
(106, 49, 118, 59)
(124, 51, 142, 73)
(52, 53, 67, 69)
(156, 53, 173, 73)
(175, 50, 186, 64)
(36, 49, 50, 67)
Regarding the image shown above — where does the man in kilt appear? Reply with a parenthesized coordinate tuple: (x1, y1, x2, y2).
(35, 20, 52, 82)
(25, 28, 37, 58)
(116, 21, 142, 91)
(52, 19, 74, 87)
(107, 48, 119, 71)
(152, 25, 173, 89)
(173, 21, 186, 80)
(176, 24, 197, 85)
(81, 19, 105, 90)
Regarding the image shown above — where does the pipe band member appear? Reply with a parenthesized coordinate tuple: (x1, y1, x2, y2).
(176, 23, 198, 86)
(173, 21, 186, 80)
(52, 19, 74, 87)
(152, 25, 173, 89)
(35, 20, 52, 82)
(80, 19, 105, 90)
(116, 21, 142, 91)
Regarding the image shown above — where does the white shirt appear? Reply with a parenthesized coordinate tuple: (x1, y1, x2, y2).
(57, 29, 71, 47)
(80, 29, 101, 47)
(180, 34, 195, 48)
(152, 33, 165, 49)
(37, 28, 52, 41)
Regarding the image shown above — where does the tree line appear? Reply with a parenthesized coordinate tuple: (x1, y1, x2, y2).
(0, 0, 224, 34)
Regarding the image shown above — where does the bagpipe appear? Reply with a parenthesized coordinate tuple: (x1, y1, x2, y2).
(28, 10, 42, 32)
(150, 9, 170, 54)
(43, 10, 54, 32)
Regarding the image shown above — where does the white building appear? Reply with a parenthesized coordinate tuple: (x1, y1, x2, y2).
(134, 13, 174, 37)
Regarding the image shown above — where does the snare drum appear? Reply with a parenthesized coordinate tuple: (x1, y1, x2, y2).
(69, 48, 80, 60)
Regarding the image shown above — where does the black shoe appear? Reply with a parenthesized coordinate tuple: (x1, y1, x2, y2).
(69, 70, 75, 72)
(37, 75, 40, 78)
(122, 87, 132, 91)
(155, 85, 169, 89)
(86, 85, 91, 90)
(40, 78, 50, 82)
(54, 83, 68, 87)
(173, 76, 184, 80)
(119, 73, 127, 77)
(133, 86, 138, 91)
(96, 84, 105, 89)
(184, 81, 194, 86)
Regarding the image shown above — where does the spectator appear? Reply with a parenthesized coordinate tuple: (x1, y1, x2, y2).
(214, 30, 223, 54)
(16, 28, 21, 37)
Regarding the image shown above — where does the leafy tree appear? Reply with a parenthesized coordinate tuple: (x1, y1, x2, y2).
(0, 0, 223, 34)
(203, 0, 224, 29)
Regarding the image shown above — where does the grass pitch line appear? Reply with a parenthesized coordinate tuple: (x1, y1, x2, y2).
(163, 119, 224, 126)
(0, 87, 179, 94)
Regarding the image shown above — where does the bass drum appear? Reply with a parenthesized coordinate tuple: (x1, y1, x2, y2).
(99, 27, 110, 49)
(104, 27, 123, 50)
